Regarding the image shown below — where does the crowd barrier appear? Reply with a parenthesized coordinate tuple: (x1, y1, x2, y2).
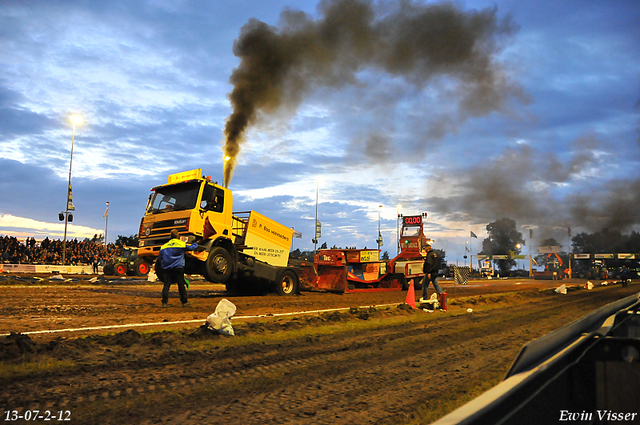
(0, 263, 98, 275)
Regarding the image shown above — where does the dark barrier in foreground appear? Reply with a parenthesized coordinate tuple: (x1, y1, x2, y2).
(434, 292, 640, 425)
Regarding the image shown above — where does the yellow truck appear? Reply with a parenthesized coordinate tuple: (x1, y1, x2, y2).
(137, 169, 299, 295)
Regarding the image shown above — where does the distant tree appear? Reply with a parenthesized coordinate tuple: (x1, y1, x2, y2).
(571, 229, 640, 270)
(115, 234, 139, 247)
(381, 251, 390, 260)
(289, 248, 314, 261)
(320, 242, 328, 249)
(433, 248, 446, 266)
(571, 229, 625, 254)
(289, 248, 302, 259)
(480, 218, 524, 274)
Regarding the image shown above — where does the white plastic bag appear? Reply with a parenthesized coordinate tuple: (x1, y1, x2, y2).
(206, 299, 237, 336)
(555, 284, 567, 295)
(147, 269, 157, 282)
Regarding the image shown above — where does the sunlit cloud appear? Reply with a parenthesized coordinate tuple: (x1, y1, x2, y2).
(0, 214, 103, 240)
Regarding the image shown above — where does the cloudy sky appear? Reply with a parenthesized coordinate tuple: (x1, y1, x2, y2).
(1, 0, 639, 264)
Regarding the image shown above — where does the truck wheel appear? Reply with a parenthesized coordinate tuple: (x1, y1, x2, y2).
(134, 258, 150, 276)
(275, 270, 298, 296)
(205, 247, 233, 283)
(115, 263, 127, 276)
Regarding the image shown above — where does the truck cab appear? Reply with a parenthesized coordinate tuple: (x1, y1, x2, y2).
(138, 169, 236, 277)
(138, 169, 299, 295)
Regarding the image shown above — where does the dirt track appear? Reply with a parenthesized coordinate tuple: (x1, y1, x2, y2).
(1, 275, 638, 424)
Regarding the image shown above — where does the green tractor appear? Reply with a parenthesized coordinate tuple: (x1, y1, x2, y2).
(103, 247, 151, 277)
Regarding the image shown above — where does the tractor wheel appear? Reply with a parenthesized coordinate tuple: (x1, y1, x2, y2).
(114, 263, 127, 276)
(103, 263, 114, 276)
(275, 270, 298, 296)
(205, 247, 233, 283)
(134, 258, 151, 276)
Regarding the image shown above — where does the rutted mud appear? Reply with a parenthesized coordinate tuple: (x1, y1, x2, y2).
(0, 275, 637, 424)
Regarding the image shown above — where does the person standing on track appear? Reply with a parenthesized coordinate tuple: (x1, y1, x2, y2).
(420, 243, 443, 303)
(158, 229, 198, 307)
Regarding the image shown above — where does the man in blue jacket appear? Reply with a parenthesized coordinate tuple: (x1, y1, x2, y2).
(158, 229, 198, 307)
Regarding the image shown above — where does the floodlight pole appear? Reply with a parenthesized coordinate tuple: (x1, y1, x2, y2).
(62, 120, 78, 265)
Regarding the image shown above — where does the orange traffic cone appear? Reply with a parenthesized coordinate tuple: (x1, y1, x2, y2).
(405, 279, 416, 308)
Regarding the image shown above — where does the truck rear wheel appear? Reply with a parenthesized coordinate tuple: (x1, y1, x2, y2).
(275, 270, 298, 296)
(205, 247, 233, 283)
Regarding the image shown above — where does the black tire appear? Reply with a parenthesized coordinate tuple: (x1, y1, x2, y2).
(205, 247, 233, 283)
(275, 270, 298, 296)
(103, 263, 114, 276)
(134, 258, 151, 276)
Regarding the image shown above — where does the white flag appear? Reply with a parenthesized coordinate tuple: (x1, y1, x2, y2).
(103, 202, 109, 218)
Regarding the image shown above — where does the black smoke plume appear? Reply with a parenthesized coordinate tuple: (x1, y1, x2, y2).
(425, 135, 640, 236)
(223, 0, 522, 186)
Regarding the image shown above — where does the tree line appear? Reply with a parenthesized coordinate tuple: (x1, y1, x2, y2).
(478, 218, 640, 274)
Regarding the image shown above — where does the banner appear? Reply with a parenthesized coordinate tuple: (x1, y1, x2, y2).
(573, 254, 590, 259)
(538, 246, 561, 254)
(492, 255, 508, 260)
(594, 254, 614, 259)
(618, 253, 635, 259)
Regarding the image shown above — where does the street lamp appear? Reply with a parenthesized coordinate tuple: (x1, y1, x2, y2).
(516, 243, 522, 270)
(377, 205, 383, 251)
(62, 114, 83, 265)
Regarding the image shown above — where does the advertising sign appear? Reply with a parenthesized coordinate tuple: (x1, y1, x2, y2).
(168, 168, 202, 184)
(538, 246, 562, 254)
(244, 210, 293, 268)
(359, 250, 379, 262)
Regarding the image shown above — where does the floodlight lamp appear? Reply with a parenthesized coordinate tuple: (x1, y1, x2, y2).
(70, 114, 83, 126)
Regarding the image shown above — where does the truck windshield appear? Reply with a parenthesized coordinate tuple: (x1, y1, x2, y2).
(147, 182, 201, 213)
(402, 226, 421, 237)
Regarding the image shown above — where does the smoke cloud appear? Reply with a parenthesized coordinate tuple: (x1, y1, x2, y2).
(426, 135, 640, 236)
(223, 0, 524, 186)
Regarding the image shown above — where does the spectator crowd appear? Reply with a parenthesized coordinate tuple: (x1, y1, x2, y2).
(0, 235, 121, 266)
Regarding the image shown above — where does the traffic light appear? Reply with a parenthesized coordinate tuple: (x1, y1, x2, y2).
(58, 213, 64, 221)
(68, 214, 73, 222)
